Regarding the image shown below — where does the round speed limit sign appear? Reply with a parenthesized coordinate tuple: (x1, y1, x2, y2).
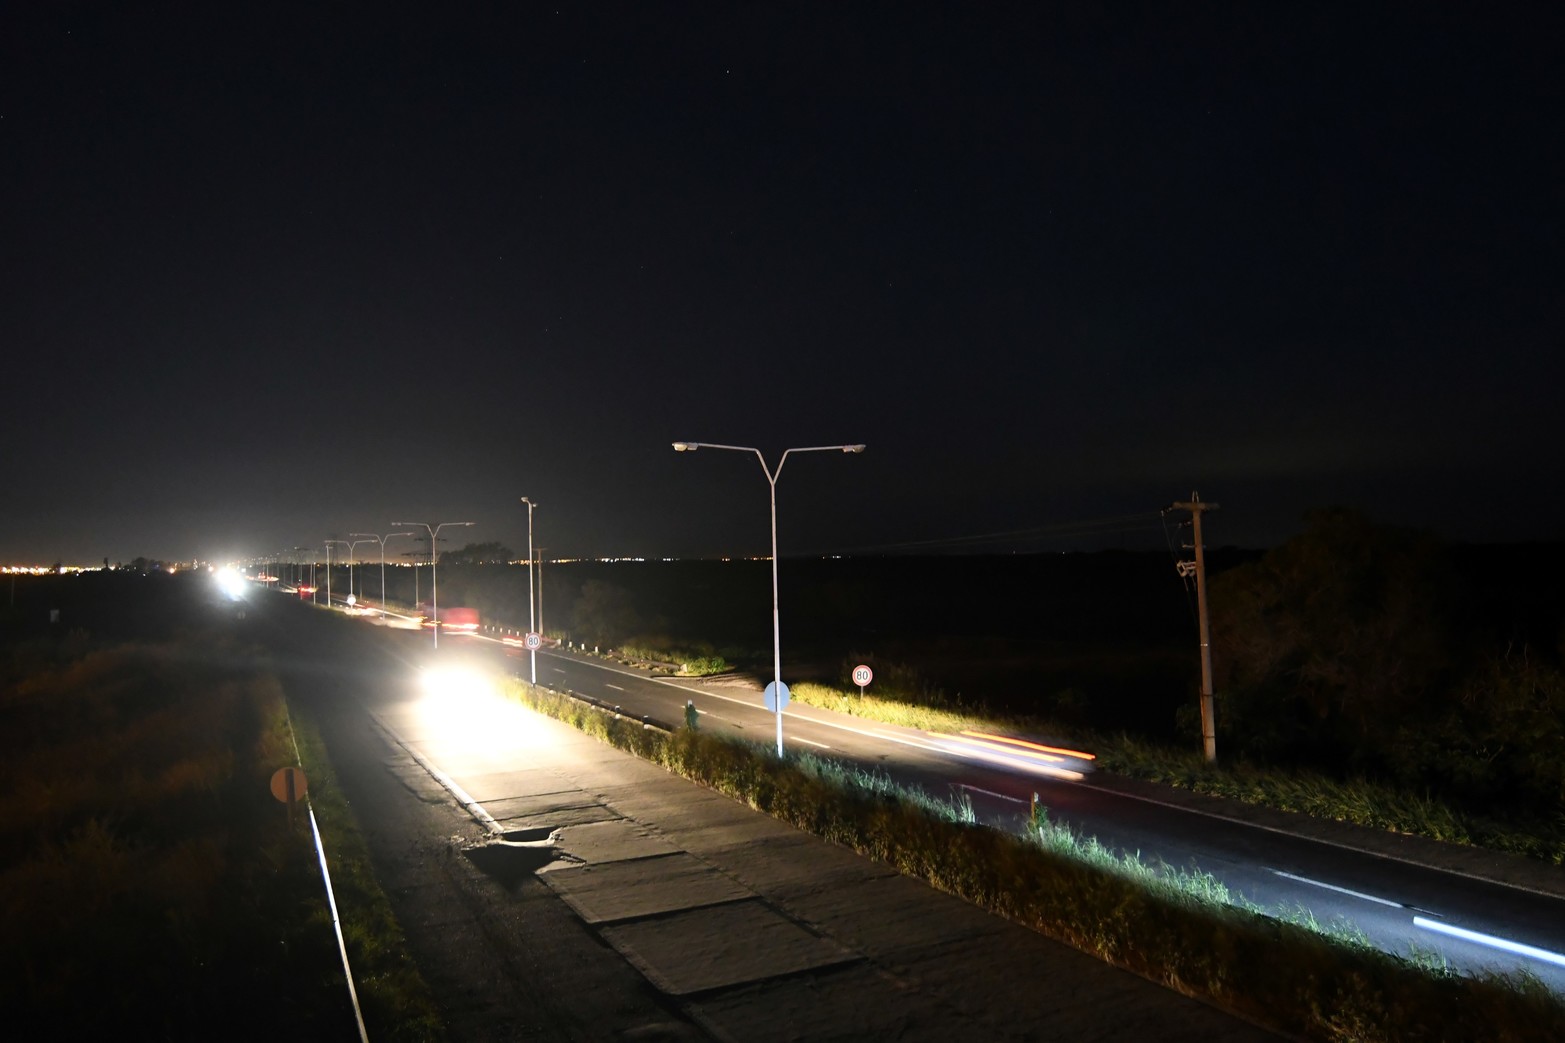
(852, 664, 873, 690)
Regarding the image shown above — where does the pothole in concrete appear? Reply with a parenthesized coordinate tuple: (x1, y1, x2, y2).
(465, 827, 584, 889)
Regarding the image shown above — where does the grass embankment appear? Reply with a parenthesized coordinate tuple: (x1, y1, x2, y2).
(508, 680, 1565, 1043)
(0, 629, 443, 1040)
(288, 708, 446, 1042)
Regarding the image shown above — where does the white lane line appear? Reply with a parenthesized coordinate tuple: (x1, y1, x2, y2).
(793, 737, 831, 749)
(957, 783, 1028, 804)
(605, 684, 625, 691)
(1270, 869, 1406, 909)
(1414, 916, 1565, 969)
(552, 667, 568, 674)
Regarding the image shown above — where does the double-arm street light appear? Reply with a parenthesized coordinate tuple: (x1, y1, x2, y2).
(392, 520, 474, 648)
(672, 441, 866, 756)
(352, 531, 414, 614)
(343, 538, 376, 602)
(520, 497, 540, 684)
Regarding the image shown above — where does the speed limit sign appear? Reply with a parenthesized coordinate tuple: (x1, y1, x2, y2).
(852, 664, 873, 690)
(524, 632, 543, 650)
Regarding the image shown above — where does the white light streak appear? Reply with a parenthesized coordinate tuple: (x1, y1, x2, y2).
(1413, 917, 1565, 969)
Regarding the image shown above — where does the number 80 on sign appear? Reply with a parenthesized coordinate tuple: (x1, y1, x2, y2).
(852, 664, 873, 690)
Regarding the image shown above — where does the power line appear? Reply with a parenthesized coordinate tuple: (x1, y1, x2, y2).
(836, 511, 1167, 556)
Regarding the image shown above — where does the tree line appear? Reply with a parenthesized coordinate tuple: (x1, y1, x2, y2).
(1211, 508, 1565, 815)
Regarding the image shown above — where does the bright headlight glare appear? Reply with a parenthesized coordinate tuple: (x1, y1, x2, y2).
(215, 567, 248, 600)
(419, 667, 497, 703)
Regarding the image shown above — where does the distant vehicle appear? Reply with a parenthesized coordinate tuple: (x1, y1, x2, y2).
(420, 605, 480, 632)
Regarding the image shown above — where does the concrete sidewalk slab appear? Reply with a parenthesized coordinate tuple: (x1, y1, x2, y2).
(601, 899, 860, 996)
(450, 770, 579, 803)
(776, 871, 1020, 956)
(543, 851, 755, 924)
(481, 788, 612, 820)
(549, 818, 681, 864)
(493, 801, 622, 829)
(686, 828, 903, 899)
(687, 964, 961, 1042)
(380, 693, 1280, 1041)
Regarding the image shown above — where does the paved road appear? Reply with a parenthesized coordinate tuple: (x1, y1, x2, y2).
(260, 595, 1282, 1040)
(473, 635, 1565, 992)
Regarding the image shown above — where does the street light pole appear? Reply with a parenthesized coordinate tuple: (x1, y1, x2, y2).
(326, 539, 349, 607)
(352, 531, 413, 614)
(392, 520, 474, 648)
(535, 547, 547, 642)
(343, 538, 375, 602)
(672, 441, 866, 756)
(520, 497, 538, 684)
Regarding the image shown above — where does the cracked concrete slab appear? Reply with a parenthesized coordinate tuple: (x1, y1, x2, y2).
(551, 818, 682, 865)
(540, 851, 755, 924)
(600, 898, 860, 997)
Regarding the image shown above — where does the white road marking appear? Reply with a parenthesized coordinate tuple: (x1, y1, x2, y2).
(605, 683, 625, 691)
(957, 783, 1028, 804)
(793, 737, 831, 749)
(1269, 869, 1405, 909)
(1414, 916, 1565, 969)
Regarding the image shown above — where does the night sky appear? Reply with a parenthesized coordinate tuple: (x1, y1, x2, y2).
(4, 4, 1561, 565)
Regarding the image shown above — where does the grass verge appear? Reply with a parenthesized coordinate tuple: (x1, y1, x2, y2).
(0, 621, 445, 1040)
(789, 680, 1565, 866)
(507, 679, 1565, 1043)
(0, 635, 355, 1037)
(287, 707, 447, 1042)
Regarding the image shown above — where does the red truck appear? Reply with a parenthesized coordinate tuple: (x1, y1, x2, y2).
(419, 605, 480, 633)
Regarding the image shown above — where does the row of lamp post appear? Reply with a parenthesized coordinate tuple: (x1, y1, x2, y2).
(391, 521, 474, 648)
(352, 531, 414, 618)
(287, 440, 863, 758)
(311, 526, 471, 649)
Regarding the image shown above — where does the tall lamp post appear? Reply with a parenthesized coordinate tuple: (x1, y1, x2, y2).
(352, 531, 413, 613)
(325, 539, 349, 607)
(672, 441, 865, 756)
(392, 520, 474, 648)
(343, 538, 375, 603)
(520, 497, 539, 684)
(534, 547, 547, 641)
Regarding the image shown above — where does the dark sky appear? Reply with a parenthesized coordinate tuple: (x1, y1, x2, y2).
(4, 4, 1561, 565)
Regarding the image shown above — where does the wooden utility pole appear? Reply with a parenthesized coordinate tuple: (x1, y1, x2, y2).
(1170, 493, 1220, 762)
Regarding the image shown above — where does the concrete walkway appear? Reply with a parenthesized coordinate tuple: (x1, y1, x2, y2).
(378, 689, 1280, 1042)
